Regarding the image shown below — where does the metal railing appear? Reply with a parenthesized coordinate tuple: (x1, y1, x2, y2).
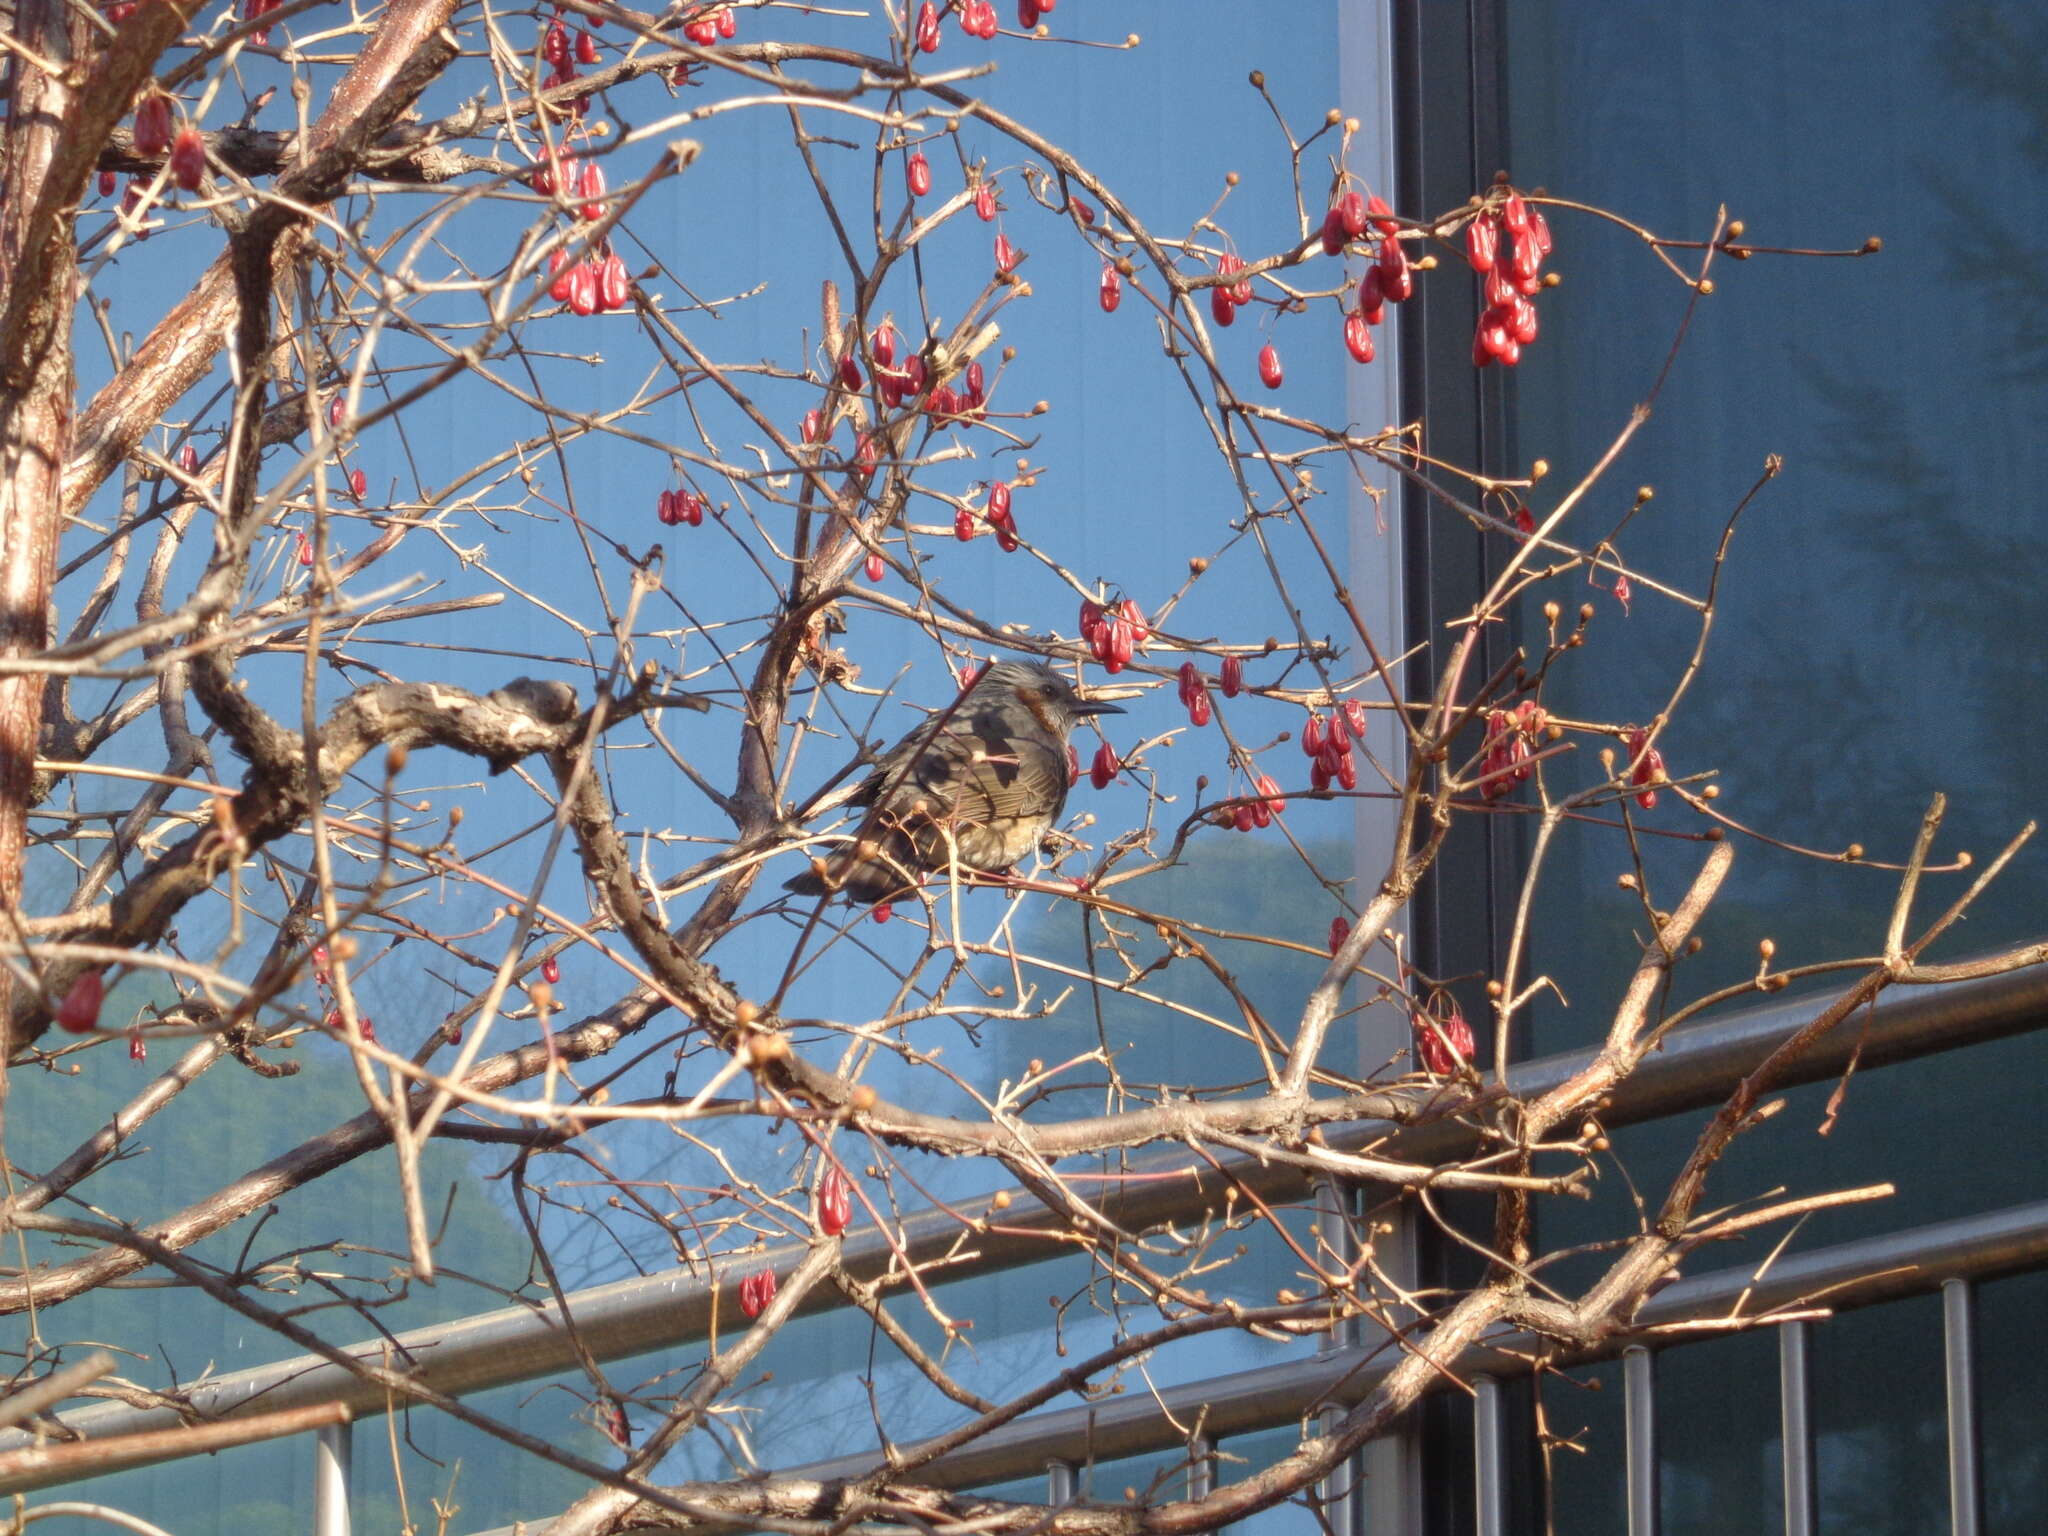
(4, 963, 2044, 1533)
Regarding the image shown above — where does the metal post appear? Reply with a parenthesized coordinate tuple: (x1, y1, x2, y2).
(1624, 1345, 1657, 1536)
(1316, 1179, 1356, 1353)
(1777, 1322, 1816, 1536)
(1186, 1434, 1213, 1501)
(1046, 1457, 1075, 1507)
(1472, 1374, 1505, 1536)
(1943, 1278, 1981, 1536)
(1318, 1407, 1355, 1536)
(313, 1421, 352, 1536)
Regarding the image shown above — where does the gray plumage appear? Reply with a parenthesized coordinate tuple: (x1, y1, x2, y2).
(786, 660, 1122, 902)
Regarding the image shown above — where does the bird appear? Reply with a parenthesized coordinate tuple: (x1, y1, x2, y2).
(785, 660, 1123, 902)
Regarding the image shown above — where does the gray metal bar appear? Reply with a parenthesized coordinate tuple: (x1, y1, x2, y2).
(1185, 1435, 1212, 1501)
(1316, 1179, 1355, 1353)
(1317, 1407, 1354, 1536)
(1777, 1321, 1816, 1536)
(7, 964, 2045, 1486)
(1473, 1374, 1506, 1536)
(1045, 1458, 1074, 1506)
(1624, 1346, 1657, 1536)
(313, 1421, 351, 1536)
(1943, 1278, 1981, 1536)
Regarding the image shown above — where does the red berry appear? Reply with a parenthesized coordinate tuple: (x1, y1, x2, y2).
(169, 127, 204, 191)
(988, 479, 1011, 520)
(854, 433, 880, 480)
(818, 1167, 853, 1235)
(1377, 236, 1413, 302)
(975, 181, 997, 220)
(717, 5, 736, 38)
(575, 159, 606, 222)
(865, 551, 885, 582)
(1526, 204, 1554, 258)
(1221, 253, 1253, 306)
(1613, 573, 1632, 612)
(296, 530, 313, 566)
(1089, 740, 1120, 790)
(542, 954, 560, 984)
(1232, 803, 1255, 832)
(1465, 216, 1498, 273)
(1502, 192, 1530, 236)
(954, 506, 976, 541)
(54, 971, 105, 1033)
(1254, 772, 1287, 816)
(1365, 193, 1399, 235)
(543, 18, 568, 63)
(547, 248, 573, 302)
(1320, 205, 1348, 256)
(872, 324, 897, 369)
(1018, 0, 1039, 25)
(1510, 228, 1543, 284)
(97, 169, 116, 197)
(1358, 267, 1386, 326)
(1329, 915, 1350, 955)
(965, 359, 985, 404)
(1413, 1003, 1474, 1076)
(1220, 655, 1244, 697)
(1335, 745, 1358, 790)
(902, 353, 927, 395)
(916, 0, 941, 50)
(348, 467, 367, 499)
(1117, 598, 1147, 648)
(1079, 597, 1104, 641)
(1187, 687, 1211, 727)
(128, 1028, 148, 1061)
(569, 261, 598, 315)
(1099, 260, 1121, 313)
(598, 253, 630, 311)
(739, 1267, 777, 1319)
(683, 16, 715, 43)
(1302, 714, 1326, 757)
(801, 408, 825, 444)
(1257, 342, 1283, 389)
(177, 443, 200, 474)
(1341, 699, 1369, 740)
(907, 150, 931, 197)
(1211, 286, 1235, 327)
(872, 901, 894, 924)
(989, 504, 1018, 552)
(656, 489, 677, 525)
(1344, 309, 1376, 364)
(134, 96, 172, 157)
(575, 28, 597, 64)
(994, 231, 1017, 273)
(682, 491, 705, 526)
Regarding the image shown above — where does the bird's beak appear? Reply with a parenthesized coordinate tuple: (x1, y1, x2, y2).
(1073, 695, 1126, 716)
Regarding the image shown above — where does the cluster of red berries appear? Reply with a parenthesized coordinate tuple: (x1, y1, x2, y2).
(532, 149, 607, 219)
(1623, 727, 1666, 809)
(957, 0, 999, 39)
(1412, 997, 1475, 1076)
(1079, 596, 1146, 673)
(1176, 661, 1211, 726)
(739, 1267, 778, 1319)
(1466, 192, 1552, 368)
(656, 487, 706, 526)
(1479, 699, 1546, 800)
(134, 99, 209, 194)
(817, 1166, 853, 1235)
(1223, 773, 1287, 832)
(546, 247, 631, 315)
(1302, 700, 1367, 792)
(681, 3, 736, 44)
(1345, 196, 1410, 365)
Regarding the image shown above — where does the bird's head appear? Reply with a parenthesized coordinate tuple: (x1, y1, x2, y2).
(975, 659, 1124, 736)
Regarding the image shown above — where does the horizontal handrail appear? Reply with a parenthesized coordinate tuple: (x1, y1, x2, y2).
(4, 960, 2043, 1495)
